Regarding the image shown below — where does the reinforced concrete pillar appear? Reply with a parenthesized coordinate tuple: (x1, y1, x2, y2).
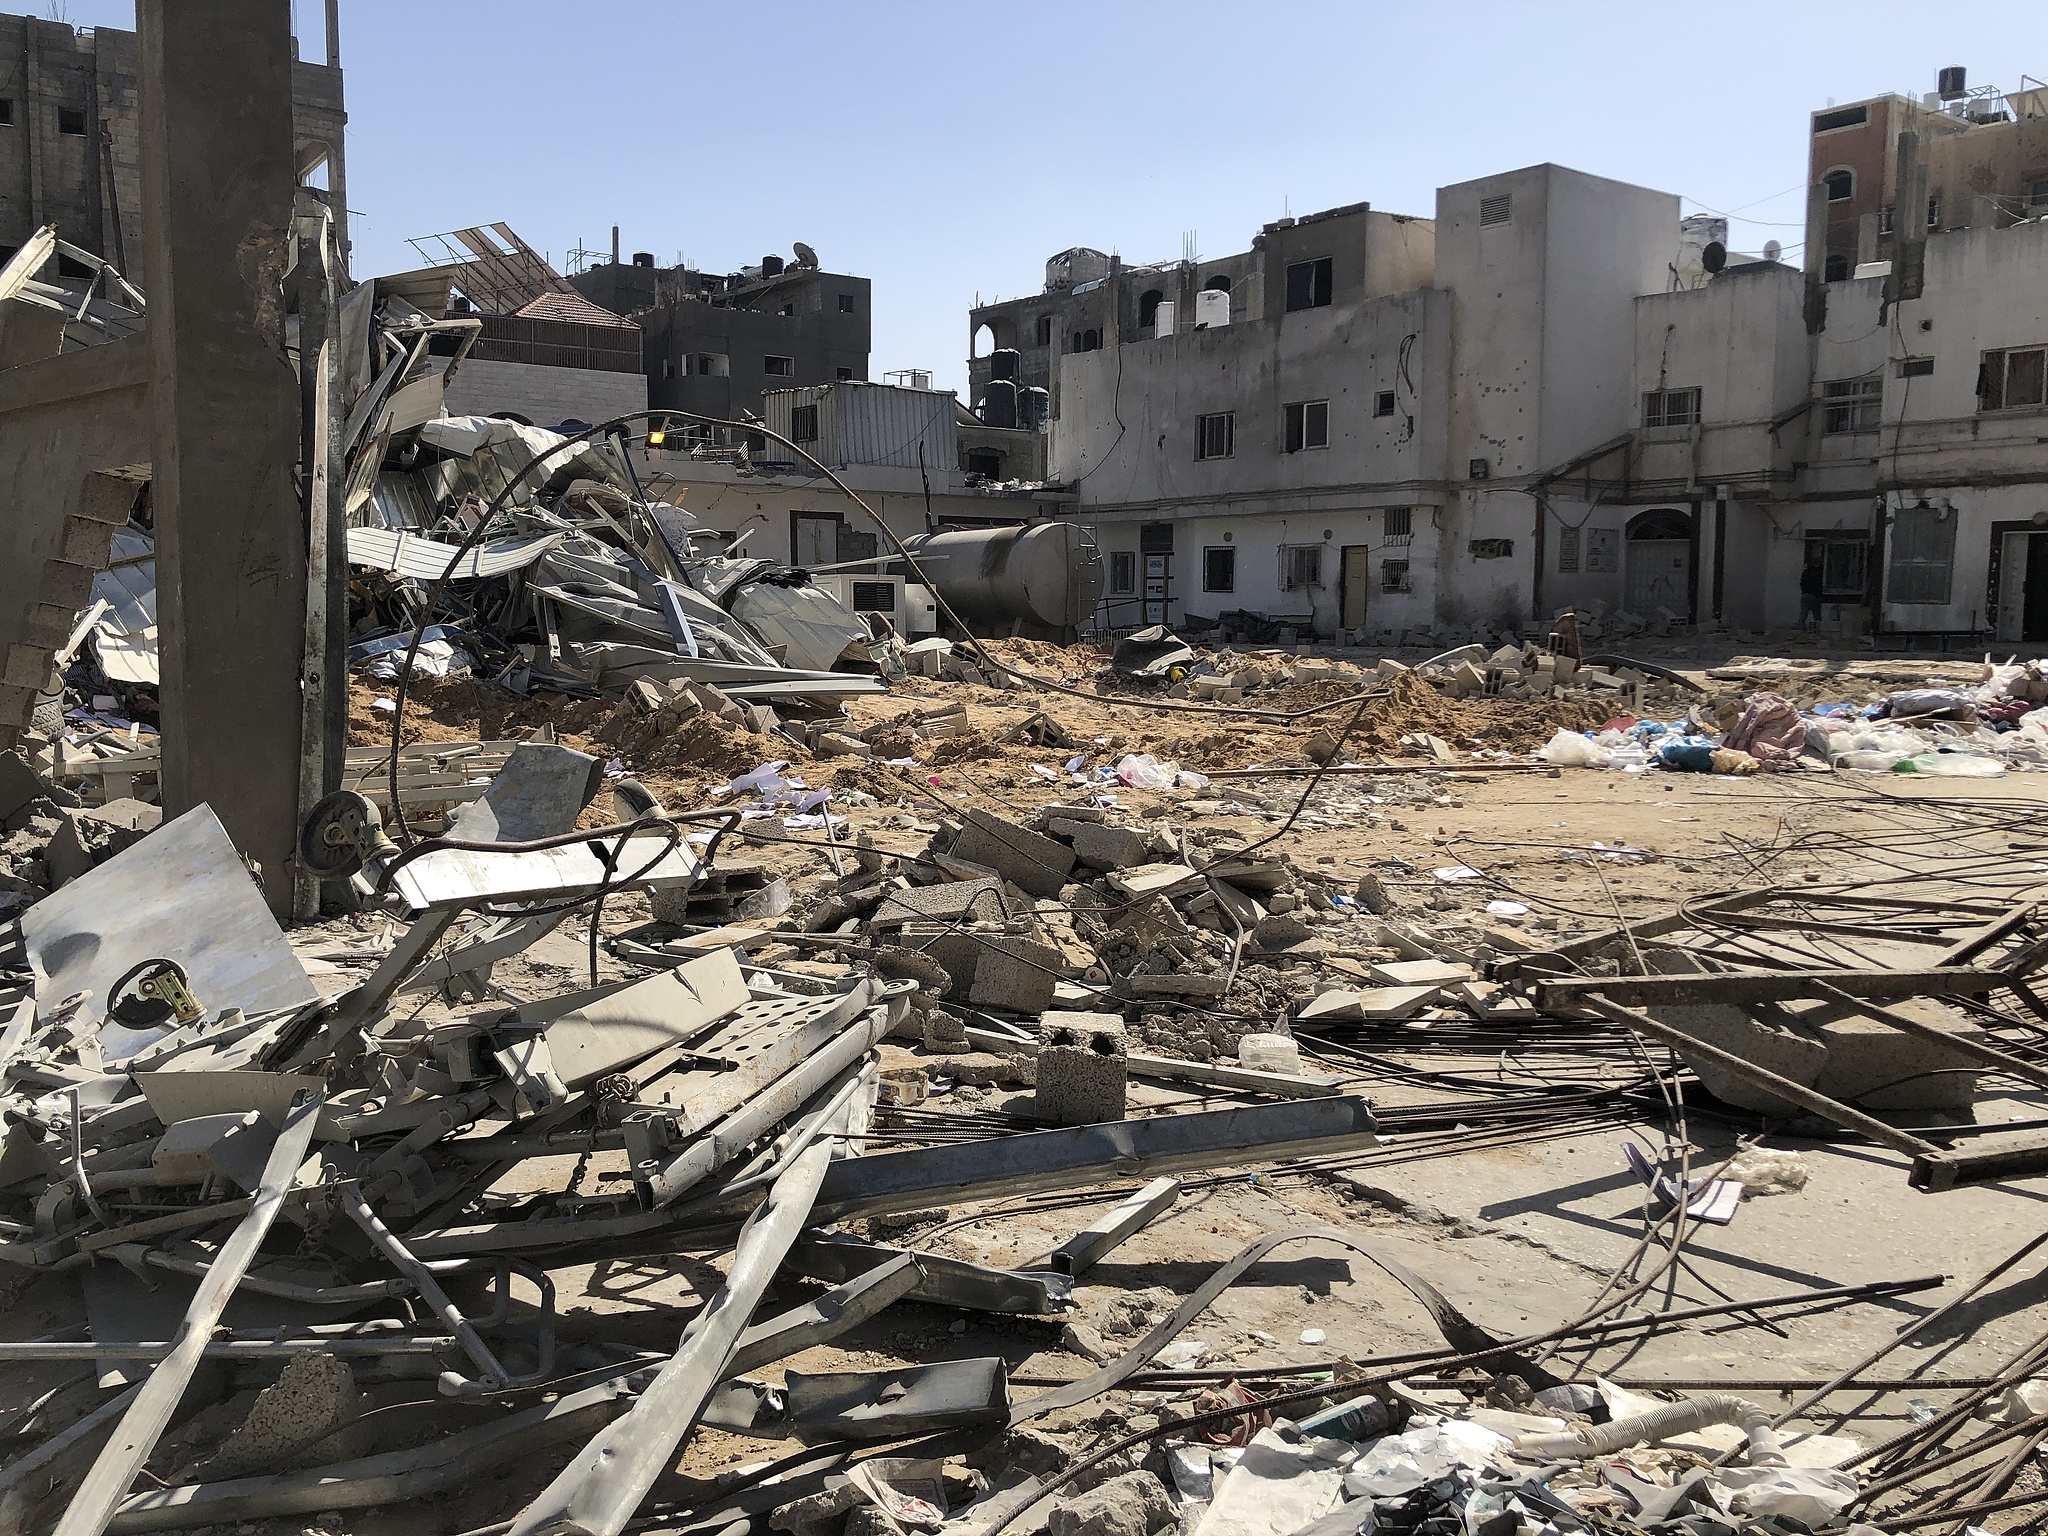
(138, 0, 305, 919)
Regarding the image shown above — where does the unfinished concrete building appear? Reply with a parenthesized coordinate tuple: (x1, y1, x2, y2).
(0, 4, 348, 281)
(570, 244, 871, 421)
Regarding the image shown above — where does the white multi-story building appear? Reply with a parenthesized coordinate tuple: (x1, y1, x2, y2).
(968, 85, 2048, 647)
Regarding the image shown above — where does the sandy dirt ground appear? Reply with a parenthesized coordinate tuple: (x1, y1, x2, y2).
(10, 640, 2036, 1536)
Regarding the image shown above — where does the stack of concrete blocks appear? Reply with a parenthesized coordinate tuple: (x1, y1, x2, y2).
(952, 808, 1075, 899)
(1036, 1011, 1128, 1126)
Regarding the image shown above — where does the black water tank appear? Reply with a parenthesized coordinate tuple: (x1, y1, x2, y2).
(981, 379, 1019, 429)
(1938, 65, 1967, 100)
(1018, 386, 1050, 431)
(762, 254, 785, 277)
(988, 348, 1022, 382)
(632, 251, 655, 268)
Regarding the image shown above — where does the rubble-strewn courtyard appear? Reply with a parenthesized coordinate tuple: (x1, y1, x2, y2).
(10, 620, 2048, 1536)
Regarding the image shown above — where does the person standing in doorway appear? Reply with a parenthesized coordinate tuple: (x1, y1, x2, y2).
(1800, 554, 1824, 630)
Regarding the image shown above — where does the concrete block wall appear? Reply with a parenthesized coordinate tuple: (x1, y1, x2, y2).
(440, 358, 648, 431)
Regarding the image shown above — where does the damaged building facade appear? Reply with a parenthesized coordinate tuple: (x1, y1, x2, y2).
(569, 242, 872, 420)
(977, 66, 2048, 644)
(0, 5, 348, 278)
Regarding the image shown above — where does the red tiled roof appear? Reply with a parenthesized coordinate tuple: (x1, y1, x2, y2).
(512, 290, 640, 329)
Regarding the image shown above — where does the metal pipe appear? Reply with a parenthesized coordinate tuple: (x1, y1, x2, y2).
(506, 1133, 842, 1536)
(341, 1182, 509, 1394)
(57, 1090, 325, 1536)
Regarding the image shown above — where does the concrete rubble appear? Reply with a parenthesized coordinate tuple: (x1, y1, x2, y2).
(6, 615, 2048, 1536)
(4, 30, 2048, 1526)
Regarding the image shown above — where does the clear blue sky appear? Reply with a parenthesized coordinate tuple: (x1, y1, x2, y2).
(53, 2, 2048, 395)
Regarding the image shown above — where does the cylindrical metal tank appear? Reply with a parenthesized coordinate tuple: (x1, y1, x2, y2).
(1018, 386, 1050, 431)
(979, 379, 1019, 429)
(987, 348, 1021, 382)
(901, 522, 1105, 634)
(762, 254, 785, 277)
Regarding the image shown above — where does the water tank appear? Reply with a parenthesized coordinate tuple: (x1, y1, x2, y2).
(901, 523, 1105, 633)
(632, 251, 655, 268)
(979, 379, 1019, 429)
(762, 254, 785, 277)
(988, 348, 1021, 382)
(1018, 387, 1050, 432)
(1938, 66, 1967, 100)
(1195, 289, 1231, 329)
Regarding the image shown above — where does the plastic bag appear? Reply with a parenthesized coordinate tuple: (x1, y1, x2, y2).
(1535, 730, 1608, 768)
(1115, 753, 1176, 790)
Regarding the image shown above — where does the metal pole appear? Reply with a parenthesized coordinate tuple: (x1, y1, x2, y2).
(57, 1090, 323, 1536)
(507, 1133, 840, 1536)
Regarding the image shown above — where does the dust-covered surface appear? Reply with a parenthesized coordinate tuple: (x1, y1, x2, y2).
(9, 639, 2048, 1536)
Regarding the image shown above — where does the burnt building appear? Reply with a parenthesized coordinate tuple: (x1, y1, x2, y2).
(0, 5, 347, 281)
(569, 244, 871, 421)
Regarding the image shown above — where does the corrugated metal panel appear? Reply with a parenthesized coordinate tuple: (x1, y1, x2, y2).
(763, 383, 957, 469)
(825, 383, 958, 469)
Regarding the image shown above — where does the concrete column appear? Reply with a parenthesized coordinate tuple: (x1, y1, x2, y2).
(138, 0, 306, 920)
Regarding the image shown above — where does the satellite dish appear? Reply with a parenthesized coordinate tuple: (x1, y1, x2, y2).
(1702, 241, 1727, 274)
(792, 241, 819, 268)
(1764, 239, 1783, 262)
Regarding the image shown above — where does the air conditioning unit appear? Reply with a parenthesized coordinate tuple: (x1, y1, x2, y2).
(810, 574, 939, 635)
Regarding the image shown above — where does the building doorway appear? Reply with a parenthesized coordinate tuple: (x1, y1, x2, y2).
(1624, 508, 1693, 616)
(1340, 546, 1370, 631)
(2001, 530, 2048, 642)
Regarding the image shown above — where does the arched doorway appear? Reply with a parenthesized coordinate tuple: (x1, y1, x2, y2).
(1625, 507, 1693, 615)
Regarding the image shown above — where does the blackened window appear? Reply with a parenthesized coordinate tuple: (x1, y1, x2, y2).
(1374, 390, 1396, 418)
(835, 366, 854, 380)
(1035, 314, 1053, 346)
(1981, 347, 2046, 410)
(1823, 168, 1854, 201)
(0, 100, 14, 126)
(1383, 506, 1412, 539)
(1196, 412, 1235, 460)
(1109, 551, 1136, 593)
(57, 106, 85, 136)
(965, 449, 1003, 476)
(1284, 257, 1333, 312)
(1814, 105, 1869, 133)
(764, 355, 794, 376)
(1283, 400, 1328, 452)
(790, 403, 819, 443)
(1821, 376, 1882, 433)
(1203, 546, 1236, 592)
(838, 293, 856, 313)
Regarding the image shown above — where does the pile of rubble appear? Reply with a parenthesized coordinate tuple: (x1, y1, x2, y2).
(7, 675, 2048, 1534)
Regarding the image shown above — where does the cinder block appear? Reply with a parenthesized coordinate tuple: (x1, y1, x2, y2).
(3, 645, 50, 690)
(21, 604, 76, 649)
(59, 514, 120, 566)
(953, 808, 1075, 898)
(871, 877, 1006, 930)
(966, 933, 1062, 1014)
(37, 559, 97, 609)
(0, 684, 38, 733)
(1035, 1011, 1128, 1126)
(1067, 822, 1150, 872)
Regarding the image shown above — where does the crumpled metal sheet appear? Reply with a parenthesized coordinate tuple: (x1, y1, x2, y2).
(22, 804, 319, 1056)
